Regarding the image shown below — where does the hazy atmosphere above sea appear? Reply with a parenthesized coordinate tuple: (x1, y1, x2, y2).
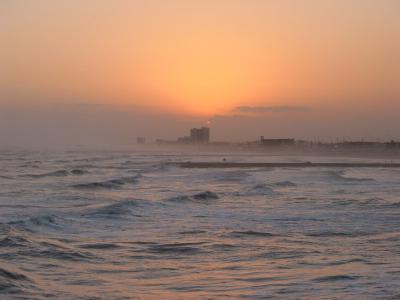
(1, 0, 400, 148)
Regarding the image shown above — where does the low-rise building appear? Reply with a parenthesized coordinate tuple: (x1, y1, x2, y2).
(260, 136, 295, 146)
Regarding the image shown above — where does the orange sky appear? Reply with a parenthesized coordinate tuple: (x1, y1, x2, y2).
(1, 1, 400, 147)
(2, 0, 399, 116)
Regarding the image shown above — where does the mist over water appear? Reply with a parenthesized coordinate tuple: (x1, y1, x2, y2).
(1, 150, 400, 299)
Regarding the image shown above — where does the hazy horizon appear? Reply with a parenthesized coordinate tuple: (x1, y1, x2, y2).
(1, 0, 399, 147)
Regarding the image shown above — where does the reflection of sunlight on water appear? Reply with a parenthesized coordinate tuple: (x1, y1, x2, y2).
(0, 151, 400, 299)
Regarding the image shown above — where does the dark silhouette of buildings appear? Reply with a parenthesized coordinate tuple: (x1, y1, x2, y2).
(160, 127, 211, 145)
(190, 127, 210, 143)
(177, 136, 192, 144)
(260, 136, 295, 146)
(136, 137, 146, 144)
(155, 128, 400, 154)
(340, 141, 380, 147)
(386, 140, 400, 149)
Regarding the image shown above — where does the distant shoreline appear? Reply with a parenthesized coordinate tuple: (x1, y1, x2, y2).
(172, 162, 400, 168)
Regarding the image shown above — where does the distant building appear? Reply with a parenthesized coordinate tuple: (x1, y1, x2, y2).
(260, 136, 295, 146)
(136, 137, 146, 144)
(386, 140, 400, 149)
(156, 139, 176, 145)
(339, 141, 381, 148)
(157, 127, 210, 145)
(177, 136, 192, 144)
(190, 127, 210, 143)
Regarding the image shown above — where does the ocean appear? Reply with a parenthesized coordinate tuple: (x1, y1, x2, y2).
(0, 150, 399, 299)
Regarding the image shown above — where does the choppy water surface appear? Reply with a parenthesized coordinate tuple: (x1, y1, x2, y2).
(1, 150, 400, 299)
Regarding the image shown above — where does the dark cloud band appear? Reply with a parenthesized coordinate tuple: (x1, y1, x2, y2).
(234, 106, 311, 113)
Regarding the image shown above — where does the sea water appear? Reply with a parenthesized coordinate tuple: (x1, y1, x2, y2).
(0, 150, 399, 299)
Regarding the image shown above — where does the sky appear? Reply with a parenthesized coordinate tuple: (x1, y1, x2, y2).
(1, 0, 399, 147)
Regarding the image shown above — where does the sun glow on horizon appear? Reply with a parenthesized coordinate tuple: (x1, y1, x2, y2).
(2, 0, 399, 117)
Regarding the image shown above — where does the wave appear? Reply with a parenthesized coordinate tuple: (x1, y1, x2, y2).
(70, 169, 88, 175)
(258, 250, 313, 260)
(166, 195, 192, 203)
(21, 169, 89, 179)
(193, 191, 219, 200)
(237, 184, 278, 196)
(313, 274, 359, 282)
(71, 164, 94, 169)
(73, 156, 115, 163)
(0, 223, 94, 262)
(179, 230, 207, 235)
(209, 243, 238, 251)
(0, 234, 31, 249)
(385, 202, 400, 208)
(28, 215, 58, 227)
(327, 258, 367, 266)
(22, 170, 69, 178)
(72, 175, 140, 190)
(84, 199, 144, 217)
(331, 197, 385, 207)
(146, 242, 203, 255)
(0, 263, 35, 293)
(79, 243, 121, 250)
(326, 170, 375, 183)
(166, 191, 219, 203)
(0, 266, 32, 282)
(35, 244, 94, 261)
(9, 214, 67, 230)
(306, 231, 371, 238)
(273, 181, 297, 187)
(213, 170, 249, 182)
(358, 197, 384, 206)
(229, 230, 277, 238)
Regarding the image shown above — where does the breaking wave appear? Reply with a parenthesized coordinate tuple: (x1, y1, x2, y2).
(28, 215, 59, 227)
(84, 199, 146, 217)
(22, 169, 89, 179)
(326, 170, 375, 183)
(72, 175, 140, 190)
(237, 184, 278, 196)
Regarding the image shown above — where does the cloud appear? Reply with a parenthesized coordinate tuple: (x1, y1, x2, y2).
(233, 105, 312, 113)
